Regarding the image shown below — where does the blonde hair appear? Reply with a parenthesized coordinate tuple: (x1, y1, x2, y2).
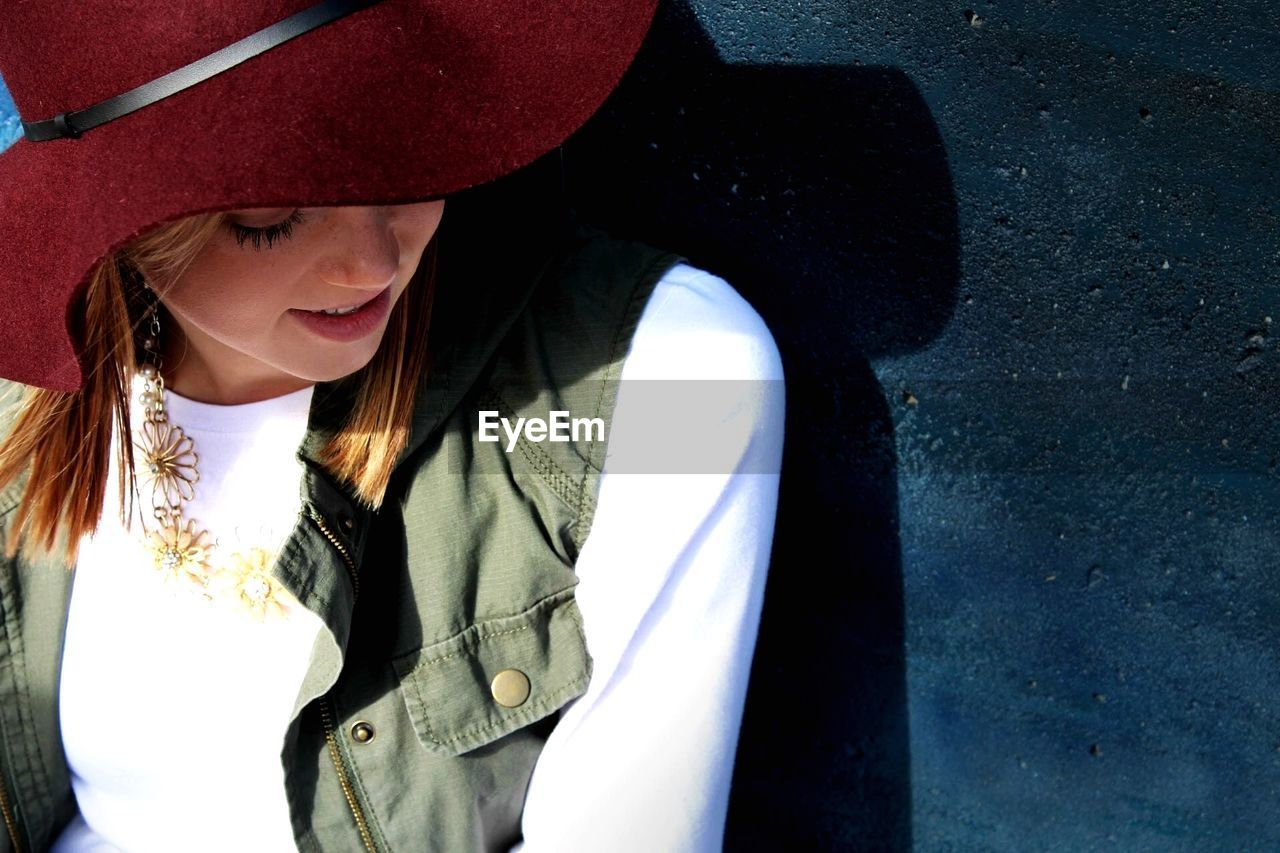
(0, 210, 438, 565)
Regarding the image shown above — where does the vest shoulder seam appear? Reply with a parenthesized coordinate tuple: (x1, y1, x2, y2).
(571, 247, 689, 554)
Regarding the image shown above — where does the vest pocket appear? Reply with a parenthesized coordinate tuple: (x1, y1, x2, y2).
(390, 587, 593, 757)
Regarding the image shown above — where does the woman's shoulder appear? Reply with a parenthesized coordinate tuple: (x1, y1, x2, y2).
(543, 224, 783, 384)
(627, 260, 786, 384)
(596, 261, 786, 479)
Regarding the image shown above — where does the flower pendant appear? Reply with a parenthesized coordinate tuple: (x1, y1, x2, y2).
(205, 546, 292, 622)
(145, 516, 214, 594)
(132, 370, 293, 623)
(136, 418, 200, 511)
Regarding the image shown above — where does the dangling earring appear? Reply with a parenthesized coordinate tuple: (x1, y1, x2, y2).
(131, 293, 293, 621)
(135, 294, 215, 595)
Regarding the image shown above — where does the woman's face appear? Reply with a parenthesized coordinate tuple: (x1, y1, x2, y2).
(154, 200, 445, 404)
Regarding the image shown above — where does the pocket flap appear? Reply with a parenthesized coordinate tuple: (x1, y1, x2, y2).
(391, 587, 593, 756)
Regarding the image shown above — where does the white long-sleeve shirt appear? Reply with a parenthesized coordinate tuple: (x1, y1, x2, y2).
(511, 262, 785, 851)
(51, 261, 785, 853)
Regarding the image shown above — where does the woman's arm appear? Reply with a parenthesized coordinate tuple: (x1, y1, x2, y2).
(511, 263, 786, 852)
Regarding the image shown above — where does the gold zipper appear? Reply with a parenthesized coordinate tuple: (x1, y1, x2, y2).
(318, 693, 378, 853)
(304, 504, 372, 848)
(0, 764, 23, 853)
(304, 504, 359, 600)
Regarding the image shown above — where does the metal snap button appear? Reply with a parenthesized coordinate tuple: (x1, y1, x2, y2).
(350, 721, 376, 744)
(490, 669, 531, 708)
(339, 513, 355, 534)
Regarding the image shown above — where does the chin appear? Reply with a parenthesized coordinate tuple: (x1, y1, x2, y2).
(282, 326, 389, 384)
(306, 352, 382, 384)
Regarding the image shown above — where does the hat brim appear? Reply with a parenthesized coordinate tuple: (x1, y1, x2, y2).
(0, 0, 658, 391)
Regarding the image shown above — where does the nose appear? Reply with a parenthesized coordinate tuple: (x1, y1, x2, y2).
(314, 206, 401, 292)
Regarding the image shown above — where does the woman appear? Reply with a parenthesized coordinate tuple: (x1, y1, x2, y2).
(0, 2, 785, 851)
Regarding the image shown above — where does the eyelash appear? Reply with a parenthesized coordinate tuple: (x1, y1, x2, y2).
(228, 209, 307, 250)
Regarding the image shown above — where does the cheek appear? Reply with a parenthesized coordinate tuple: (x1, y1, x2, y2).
(162, 260, 290, 336)
(402, 201, 446, 244)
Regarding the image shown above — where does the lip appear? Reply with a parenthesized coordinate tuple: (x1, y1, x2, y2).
(286, 285, 392, 343)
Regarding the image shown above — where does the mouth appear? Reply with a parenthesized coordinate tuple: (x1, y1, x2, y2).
(285, 285, 394, 343)
(298, 289, 385, 316)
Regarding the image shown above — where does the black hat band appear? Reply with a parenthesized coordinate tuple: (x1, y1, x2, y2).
(21, 0, 383, 142)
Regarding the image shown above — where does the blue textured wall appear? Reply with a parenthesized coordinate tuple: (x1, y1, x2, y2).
(4, 2, 1278, 850)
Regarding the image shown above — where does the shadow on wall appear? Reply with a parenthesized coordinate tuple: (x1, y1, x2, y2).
(563, 2, 961, 849)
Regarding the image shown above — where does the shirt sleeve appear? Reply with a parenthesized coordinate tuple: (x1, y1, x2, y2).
(509, 262, 786, 852)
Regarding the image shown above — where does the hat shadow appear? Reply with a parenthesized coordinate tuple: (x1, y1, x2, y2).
(561, 1, 962, 848)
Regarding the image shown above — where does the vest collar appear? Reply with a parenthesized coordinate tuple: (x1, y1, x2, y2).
(282, 185, 577, 715)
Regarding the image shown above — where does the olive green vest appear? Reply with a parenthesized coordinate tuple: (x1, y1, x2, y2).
(0, 213, 687, 852)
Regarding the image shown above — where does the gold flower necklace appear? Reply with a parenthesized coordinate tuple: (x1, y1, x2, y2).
(133, 301, 295, 622)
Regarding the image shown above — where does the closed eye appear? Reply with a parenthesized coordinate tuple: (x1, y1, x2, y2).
(228, 209, 307, 250)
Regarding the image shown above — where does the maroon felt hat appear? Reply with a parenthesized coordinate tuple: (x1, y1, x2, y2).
(0, 0, 659, 392)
